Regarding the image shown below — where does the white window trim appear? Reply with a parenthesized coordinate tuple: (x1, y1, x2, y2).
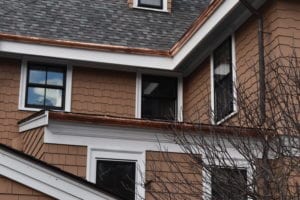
(133, 0, 168, 12)
(18, 59, 73, 112)
(87, 148, 145, 200)
(210, 35, 237, 125)
(135, 72, 183, 122)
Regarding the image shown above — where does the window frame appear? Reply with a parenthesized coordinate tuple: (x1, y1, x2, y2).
(210, 166, 248, 200)
(135, 72, 183, 122)
(25, 62, 67, 110)
(96, 159, 137, 200)
(19, 59, 73, 112)
(88, 148, 144, 200)
(210, 35, 237, 124)
(133, 0, 168, 12)
(138, 0, 163, 9)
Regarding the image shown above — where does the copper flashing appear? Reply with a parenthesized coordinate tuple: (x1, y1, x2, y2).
(169, 0, 224, 56)
(0, 0, 224, 57)
(0, 33, 170, 57)
(17, 111, 258, 137)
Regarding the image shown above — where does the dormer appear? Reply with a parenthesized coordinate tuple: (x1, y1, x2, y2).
(128, 0, 172, 12)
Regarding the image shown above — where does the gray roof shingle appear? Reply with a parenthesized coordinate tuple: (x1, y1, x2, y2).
(0, 0, 210, 51)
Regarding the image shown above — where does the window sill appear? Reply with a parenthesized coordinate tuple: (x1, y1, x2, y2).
(133, 6, 168, 13)
(18, 107, 70, 113)
(214, 110, 238, 125)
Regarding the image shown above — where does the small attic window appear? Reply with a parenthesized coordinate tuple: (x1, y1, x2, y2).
(130, 0, 170, 12)
(138, 0, 163, 9)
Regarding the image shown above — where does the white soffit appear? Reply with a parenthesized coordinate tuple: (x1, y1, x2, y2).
(0, 147, 117, 200)
(0, 0, 263, 70)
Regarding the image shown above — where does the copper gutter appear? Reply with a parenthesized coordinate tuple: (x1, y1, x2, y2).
(0, 0, 224, 57)
(40, 111, 258, 137)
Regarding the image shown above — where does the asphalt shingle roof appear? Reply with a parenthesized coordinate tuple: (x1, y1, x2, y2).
(0, 0, 210, 51)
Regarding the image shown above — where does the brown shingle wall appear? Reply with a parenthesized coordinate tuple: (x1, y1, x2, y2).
(22, 127, 45, 160)
(72, 67, 136, 118)
(20, 128, 87, 178)
(145, 151, 202, 200)
(183, 0, 300, 126)
(41, 144, 87, 178)
(0, 58, 32, 146)
(0, 176, 54, 200)
(183, 58, 211, 123)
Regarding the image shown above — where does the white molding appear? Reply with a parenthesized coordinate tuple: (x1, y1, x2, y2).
(19, 111, 49, 132)
(65, 64, 73, 112)
(88, 148, 145, 200)
(177, 76, 183, 122)
(18, 59, 73, 112)
(0, 41, 173, 70)
(0, 148, 117, 200)
(0, 0, 266, 71)
(210, 35, 237, 125)
(135, 72, 142, 118)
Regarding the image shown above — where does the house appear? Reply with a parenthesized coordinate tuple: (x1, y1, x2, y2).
(0, 0, 299, 199)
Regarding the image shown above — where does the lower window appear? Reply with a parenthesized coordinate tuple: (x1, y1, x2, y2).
(96, 160, 136, 200)
(211, 167, 247, 200)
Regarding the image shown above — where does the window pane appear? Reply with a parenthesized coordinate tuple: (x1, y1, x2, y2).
(47, 70, 64, 86)
(142, 75, 177, 120)
(29, 69, 46, 84)
(45, 89, 62, 107)
(27, 87, 45, 106)
(213, 38, 233, 122)
(142, 98, 176, 120)
(211, 167, 247, 200)
(139, 0, 162, 8)
(96, 160, 136, 200)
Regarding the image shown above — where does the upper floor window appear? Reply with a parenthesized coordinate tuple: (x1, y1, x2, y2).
(19, 60, 72, 112)
(141, 75, 178, 120)
(138, 0, 163, 9)
(212, 37, 236, 123)
(26, 63, 66, 110)
(96, 160, 136, 200)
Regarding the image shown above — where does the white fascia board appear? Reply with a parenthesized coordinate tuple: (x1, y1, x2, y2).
(0, 148, 117, 200)
(19, 111, 49, 132)
(172, 0, 240, 66)
(0, 40, 173, 70)
(0, 0, 264, 71)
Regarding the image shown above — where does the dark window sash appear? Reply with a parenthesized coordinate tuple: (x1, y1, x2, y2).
(25, 63, 67, 110)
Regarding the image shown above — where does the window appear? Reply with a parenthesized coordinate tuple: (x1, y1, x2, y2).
(138, 0, 163, 9)
(211, 167, 247, 200)
(25, 62, 66, 110)
(141, 75, 177, 120)
(212, 37, 235, 123)
(96, 160, 136, 200)
(19, 60, 72, 112)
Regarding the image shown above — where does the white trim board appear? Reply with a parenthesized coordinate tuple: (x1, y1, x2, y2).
(0, 147, 117, 200)
(0, 0, 266, 71)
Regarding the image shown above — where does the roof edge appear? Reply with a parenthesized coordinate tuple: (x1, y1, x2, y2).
(0, 33, 170, 57)
(0, 143, 121, 200)
(170, 0, 224, 55)
(0, 0, 224, 58)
